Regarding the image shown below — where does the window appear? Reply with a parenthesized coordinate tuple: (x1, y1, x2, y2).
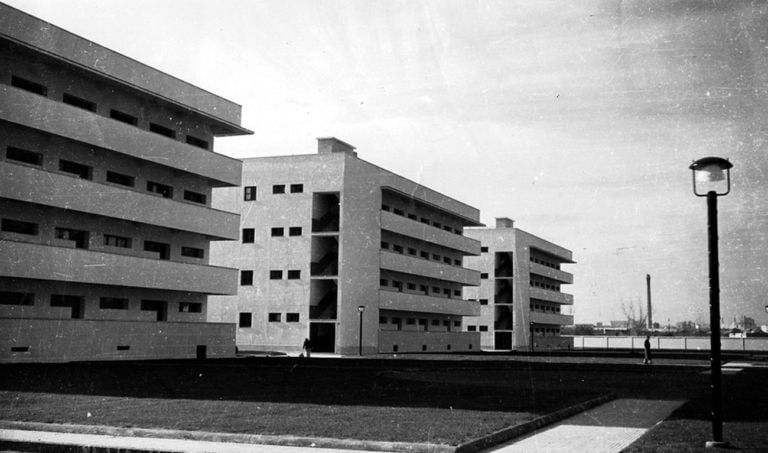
(289, 227, 302, 236)
(99, 297, 128, 310)
(144, 240, 170, 260)
(418, 319, 427, 326)
(431, 319, 440, 326)
(379, 316, 388, 324)
(392, 245, 403, 254)
(181, 246, 204, 259)
(242, 228, 255, 243)
(454, 290, 462, 296)
(290, 184, 303, 193)
(6, 146, 42, 166)
(381, 241, 390, 250)
(286, 313, 300, 322)
(419, 284, 428, 293)
(268, 313, 281, 322)
(407, 283, 416, 290)
(454, 321, 461, 327)
(420, 251, 429, 259)
(420, 217, 430, 225)
(0, 291, 34, 306)
(109, 109, 138, 125)
(183, 190, 206, 204)
(59, 159, 91, 179)
(454, 259, 461, 266)
(481, 246, 489, 253)
(240, 270, 253, 285)
(55, 227, 89, 249)
(1, 218, 38, 236)
(271, 227, 285, 237)
(443, 288, 451, 296)
(146, 181, 173, 198)
(287, 270, 301, 280)
(467, 325, 477, 332)
(380, 279, 388, 287)
(479, 299, 489, 305)
(432, 221, 441, 229)
(11, 75, 47, 96)
(270, 270, 283, 280)
(407, 248, 417, 256)
(272, 184, 285, 194)
(406, 318, 416, 325)
(106, 171, 135, 187)
(149, 122, 175, 138)
(432, 286, 440, 293)
(62, 93, 96, 112)
(239, 312, 252, 328)
(432, 254, 440, 261)
(408, 214, 417, 220)
(244, 186, 257, 201)
(186, 135, 209, 150)
(392, 281, 403, 291)
(381, 204, 390, 211)
(105, 234, 131, 248)
(393, 208, 404, 216)
(479, 325, 489, 332)
(443, 225, 452, 232)
(443, 256, 452, 264)
(481, 273, 489, 279)
(179, 302, 202, 313)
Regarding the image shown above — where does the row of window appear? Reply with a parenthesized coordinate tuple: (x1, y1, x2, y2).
(238, 312, 300, 327)
(531, 280, 561, 291)
(466, 298, 490, 305)
(240, 269, 301, 285)
(10, 75, 211, 150)
(5, 146, 208, 205)
(466, 325, 489, 332)
(243, 184, 303, 201)
(1, 217, 204, 260)
(531, 256, 561, 269)
(381, 204, 463, 235)
(241, 227, 304, 243)
(380, 279, 462, 298)
(0, 291, 200, 314)
(380, 316, 461, 329)
(530, 303, 563, 313)
(381, 241, 463, 267)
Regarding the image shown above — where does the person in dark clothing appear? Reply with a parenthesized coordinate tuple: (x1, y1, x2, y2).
(643, 335, 652, 364)
(302, 337, 311, 358)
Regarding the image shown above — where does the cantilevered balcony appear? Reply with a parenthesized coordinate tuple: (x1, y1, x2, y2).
(528, 287, 574, 305)
(380, 210, 480, 255)
(379, 290, 480, 317)
(380, 251, 480, 286)
(530, 262, 574, 284)
(0, 241, 237, 295)
(0, 85, 241, 186)
(530, 311, 574, 326)
(0, 161, 239, 240)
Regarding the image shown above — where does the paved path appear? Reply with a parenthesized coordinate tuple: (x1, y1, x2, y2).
(485, 399, 685, 453)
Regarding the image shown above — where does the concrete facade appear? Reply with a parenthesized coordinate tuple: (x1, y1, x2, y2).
(209, 138, 483, 355)
(0, 4, 250, 362)
(463, 218, 575, 350)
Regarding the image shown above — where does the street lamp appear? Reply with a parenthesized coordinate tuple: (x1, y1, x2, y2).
(358, 305, 365, 356)
(529, 322, 534, 353)
(689, 156, 733, 449)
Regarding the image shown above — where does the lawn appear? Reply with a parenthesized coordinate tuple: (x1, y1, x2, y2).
(0, 357, 711, 446)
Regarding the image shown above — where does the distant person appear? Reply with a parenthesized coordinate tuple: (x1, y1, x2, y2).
(643, 335, 652, 364)
(302, 337, 311, 358)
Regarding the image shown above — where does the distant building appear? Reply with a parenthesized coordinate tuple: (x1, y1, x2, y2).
(209, 138, 483, 354)
(462, 218, 574, 350)
(0, 4, 251, 362)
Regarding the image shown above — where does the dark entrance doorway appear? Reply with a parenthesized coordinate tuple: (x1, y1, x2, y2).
(50, 294, 84, 319)
(309, 322, 335, 353)
(196, 345, 207, 360)
(495, 331, 512, 350)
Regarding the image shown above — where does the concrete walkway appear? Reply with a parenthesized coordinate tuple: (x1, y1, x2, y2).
(485, 399, 685, 453)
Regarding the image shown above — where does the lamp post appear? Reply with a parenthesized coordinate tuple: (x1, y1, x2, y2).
(529, 322, 534, 353)
(357, 305, 365, 356)
(689, 156, 733, 449)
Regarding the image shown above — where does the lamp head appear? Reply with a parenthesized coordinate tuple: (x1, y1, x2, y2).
(358, 305, 365, 313)
(689, 157, 732, 197)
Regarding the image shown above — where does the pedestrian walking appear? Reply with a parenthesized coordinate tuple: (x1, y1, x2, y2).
(302, 337, 311, 358)
(643, 335, 652, 364)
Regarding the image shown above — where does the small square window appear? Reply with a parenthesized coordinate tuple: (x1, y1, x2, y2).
(268, 313, 281, 322)
(419, 284, 428, 293)
(454, 290, 461, 296)
(379, 316, 388, 324)
(242, 228, 255, 243)
(381, 241, 390, 250)
(481, 246, 489, 253)
(244, 186, 257, 201)
(271, 227, 285, 237)
(407, 214, 417, 220)
(443, 256, 452, 264)
(454, 321, 461, 327)
(454, 259, 461, 266)
(240, 270, 253, 286)
(289, 227, 302, 236)
(392, 281, 403, 291)
(272, 184, 286, 194)
(239, 312, 252, 328)
(407, 248, 417, 255)
(420, 217, 430, 225)
(432, 254, 440, 261)
(418, 319, 427, 326)
(286, 313, 300, 322)
(290, 184, 303, 193)
(481, 273, 489, 279)
(467, 325, 477, 332)
(420, 251, 429, 259)
(270, 270, 283, 280)
(287, 270, 301, 280)
(380, 279, 388, 287)
(443, 288, 451, 296)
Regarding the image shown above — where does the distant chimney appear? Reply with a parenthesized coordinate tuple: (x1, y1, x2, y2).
(317, 137, 357, 157)
(495, 217, 515, 229)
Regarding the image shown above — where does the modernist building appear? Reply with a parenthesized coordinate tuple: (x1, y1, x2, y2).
(209, 138, 483, 355)
(0, 4, 251, 362)
(463, 218, 574, 350)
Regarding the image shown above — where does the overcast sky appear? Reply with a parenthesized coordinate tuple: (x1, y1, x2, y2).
(8, 0, 768, 326)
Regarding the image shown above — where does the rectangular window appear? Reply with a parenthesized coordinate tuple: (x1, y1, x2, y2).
(418, 319, 427, 326)
(407, 283, 416, 290)
(269, 270, 283, 280)
(393, 208, 404, 216)
(408, 214, 417, 220)
(454, 259, 461, 266)
(479, 299, 489, 305)
(6, 146, 42, 166)
(146, 181, 173, 198)
(109, 109, 138, 125)
(407, 248, 417, 256)
(149, 122, 176, 138)
(179, 302, 202, 313)
(454, 321, 461, 327)
(480, 273, 489, 279)
(432, 286, 441, 293)
(239, 312, 252, 327)
(268, 313, 281, 322)
(392, 281, 403, 291)
(380, 279, 388, 287)
(290, 183, 303, 193)
(443, 225, 452, 232)
(467, 325, 477, 332)
(62, 93, 96, 112)
(432, 222, 441, 229)
(54, 227, 89, 249)
(271, 227, 285, 237)
(0, 291, 34, 306)
(240, 270, 253, 286)
(244, 186, 257, 201)
(379, 316, 388, 324)
(432, 254, 440, 261)
(242, 228, 255, 243)
(186, 135, 209, 150)
(59, 159, 92, 179)
(481, 246, 489, 253)
(420, 251, 429, 259)
(392, 245, 403, 254)
(99, 297, 128, 310)
(443, 288, 451, 296)
(443, 256, 452, 264)
(431, 319, 440, 326)
(381, 241, 390, 250)
(181, 246, 204, 259)
(106, 171, 135, 187)
(105, 234, 131, 248)
(272, 184, 285, 194)
(1, 218, 38, 236)
(287, 270, 301, 280)
(420, 217, 430, 225)
(286, 313, 300, 322)
(381, 204, 390, 211)
(419, 284, 428, 293)
(406, 318, 416, 325)
(454, 289, 462, 296)
(183, 190, 206, 204)
(144, 240, 170, 260)
(288, 227, 302, 236)
(11, 75, 47, 96)
(479, 325, 489, 332)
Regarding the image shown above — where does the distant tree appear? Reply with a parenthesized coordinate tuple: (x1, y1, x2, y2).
(622, 299, 648, 335)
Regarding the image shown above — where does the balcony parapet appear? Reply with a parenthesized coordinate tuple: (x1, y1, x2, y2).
(529, 262, 574, 284)
(380, 251, 480, 286)
(380, 210, 480, 255)
(529, 287, 574, 305)
(379, 289, 480, 317)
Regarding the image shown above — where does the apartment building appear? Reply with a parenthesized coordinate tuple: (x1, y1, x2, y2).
(463, 218, 574, 350)
(209, 138, 483, 355)
(0, 4, 251, 362)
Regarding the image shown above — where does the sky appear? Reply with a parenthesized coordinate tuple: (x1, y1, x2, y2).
(6, 0, 768, 326)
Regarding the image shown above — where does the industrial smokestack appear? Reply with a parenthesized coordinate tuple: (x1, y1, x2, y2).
(646, 274, 653, 330)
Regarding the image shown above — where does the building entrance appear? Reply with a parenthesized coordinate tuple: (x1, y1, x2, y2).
(309, 322, 335, 353)
(494, 331, 512, 350)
